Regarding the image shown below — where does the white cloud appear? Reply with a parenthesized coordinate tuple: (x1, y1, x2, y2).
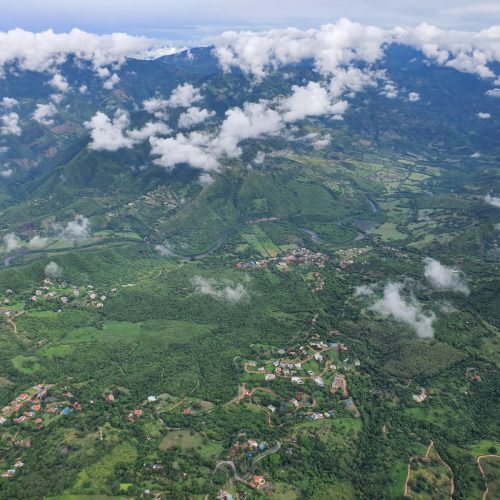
(214, 21, 500, 82)
(191, 275, 247, 303)
(126, 121, 171, 142)
(470, 152, 481, 158)
(85, 108, 171, 151)
(1, 97, 19, 109)
(79, 84, 88, 94)
(59, 215, 91, 242)
(484, 194, 500, 208)
(477, 112, 491, 118)
(198, 173, 214, 186)
(381, 81, 398, 98)
(48, 72, 69, 92)
(486, 88, 500, 97)
(178, 107, 214, 128)
(423, 257, 469, 295)
(28, 235, 49, 249)
(45, 261, 62, 278)
(0, 28, 177, 76)
(167, 83, 202, 107)
(280, 81, 348, 121)
(143, 83, 203, 119)
(396, 23, 500, 79)
(0, 168, 13, 177)
(103, 73, 120, 89)
(154, 241, 176, 257)
(143, 96, 169, 116)
(214, 19, 387, 78)
(312, 134, 332, 150)
(408, 91, 421, 102)
(84, 109, 134, 151)
(355, 284, 375, 296)
(150, 132, 219, 171)
(253, 151, 266, 164)
(32, 103, 57, 125)
(50, 93, 64, 104)
(0, 112, 21, 135)
(212, 101, 283, 157)
(2, 233, 20, 252)
(369, 282, 436, 338)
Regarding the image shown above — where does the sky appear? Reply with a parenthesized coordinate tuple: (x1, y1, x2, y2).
(1, 0, 500, 40)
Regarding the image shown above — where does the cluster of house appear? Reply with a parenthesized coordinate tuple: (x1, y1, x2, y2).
(309, 410, 336, 420)
(236, 248, 328, 271)
(127, 408, 143, 422)
(29, 280, 115, 310)
(380, 245, 409, 259)
(229, 438, 269, 460)
(1, 384, 81, 429)
(335, 246, 370, 273)
(412, 388, 428, 403)
(1, 457, 24, 479)
(217, 490, 234, 500)
(306, 271, 325, 293)
(127, 185, 182, 210)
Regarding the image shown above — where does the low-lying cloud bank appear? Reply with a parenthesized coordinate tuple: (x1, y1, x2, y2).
(0, 28, 178, 77)
(191, 276, 247, 303)
(423, 257, 469, 295)
(369, 282, 436, 338)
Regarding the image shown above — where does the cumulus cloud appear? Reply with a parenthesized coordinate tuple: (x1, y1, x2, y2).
(484, 194, 500, 208)
(79, 84, 88, 94)
(198, 172, 214, 186)
(103, 73, 120, 89)
(0, 168, 13, 177)
(84, 109, 134, 151)
(167, 83, 202, 107)
(312, 135, 331, 150)
(214, 21, 500, 83)
(178, 107, 214, 128)
(143, 84, 203, 118)
(48, 72, 69, 92)
(84, 108, 170, 151)
(191, 275, 247, 303)
(154, 241, 176, 257)
(50, 93, 64, 104)
(150, 132, 219, 171)
(423, 257, 469, 295)
(0, 28, 177, 76)
(213, 101, 282, 156)
(2, 233, 20, 252)
(408, 91, 421, 102)
(0, 112, 21, 135)
(28, 235, 49, 249)
(127, 121, 171, 142)
(396, 23, 500, 79)
(369, 282, 436, 338)
(486, 88, 500, 97)
(59, 215, 91, 242)
(32, 103, 57, 125)
(280, 81, 348, 121)
(45, 261, 62, 278)
(477, 112, 491, 119)
(1, 97, 19, 109)
(355, 284, 375, 296)
(214, 19, 387, 78)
